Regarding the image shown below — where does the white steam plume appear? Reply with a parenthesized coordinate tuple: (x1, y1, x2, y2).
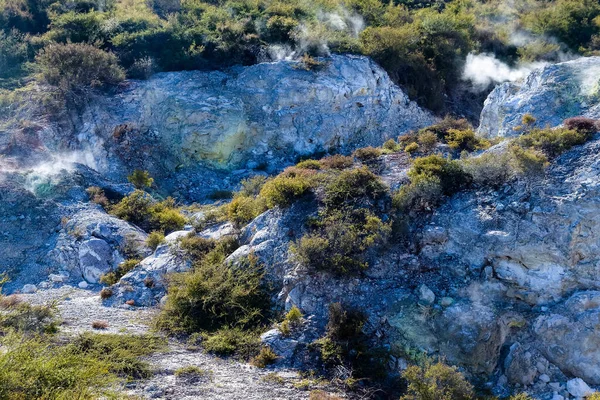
(462, 53, 547, 90)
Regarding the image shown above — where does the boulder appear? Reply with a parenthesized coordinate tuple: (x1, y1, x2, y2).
(566, 378, 594, 398)
(478, 56, 600, 137)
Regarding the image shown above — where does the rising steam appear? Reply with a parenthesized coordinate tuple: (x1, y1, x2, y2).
(462, 53, 547, 90)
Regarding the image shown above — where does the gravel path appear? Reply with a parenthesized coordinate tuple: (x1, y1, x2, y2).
(19, 286, 333, 400)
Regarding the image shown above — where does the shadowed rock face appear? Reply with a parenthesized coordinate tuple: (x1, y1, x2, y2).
(478, 56, 600, 137)
(1, 55, 434, 200)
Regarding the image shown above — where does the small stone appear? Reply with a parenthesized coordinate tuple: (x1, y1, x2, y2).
(22, 284, 37, 294)
(417, 284, 435, 306)
(78, 281, 89, 289)
(539, 374, 550, 383)
(551, 393, 564, 400)
(38, 282, 50, 289)
(440, 297, 454, 307)
(567, 378, 593, 398)
(49, 274, 66, 283)
(549, 382, 562, 391)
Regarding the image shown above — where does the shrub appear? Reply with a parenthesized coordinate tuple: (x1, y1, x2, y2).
(209, 190, 233, 200)
(462, 151, 514, 188)
(251, 346, 278, 368)
(175, 365, 209, 379)
(296, 159, 322, 170)
(400, 361, 474, 400)
(417, 130, 439, 153)
(444, 129, 490, 152)
(383, 138, 401, 152)
(238, 176, 268, 197)
(405, 142, 419, 154)
(100, 288, 113, 300)
(35, 42, 125, 95)
(110, 190, 185, 233)
(127, 169, 154, 189)
(155, 252, 271, 334)
(408, 155, 471, 195)
(146, 230, 165, 251)
(292, 209, 390, 275)
(91, 320, 109, 330)
(423, 117, 472, 139)
(564, 116, 598, 135)
(0, 300, 57, 335)
(259, 168, 313, 208)
(509, 145, 549, 177)
(353, 146, 382, 161)
(323, 167, 387, 210)
(320, 155, 354, 170)
(393, 175, 442, 212)
(100, 259, 140, 285)
(201, 327, 261, 359)
(227, 195, 266, 227)
(515, 127, 588, 157)
(179, 234, 217, 261)
(86, 186, 109, 208)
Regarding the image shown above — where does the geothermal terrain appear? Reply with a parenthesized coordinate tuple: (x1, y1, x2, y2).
(3, 1, 600, 399)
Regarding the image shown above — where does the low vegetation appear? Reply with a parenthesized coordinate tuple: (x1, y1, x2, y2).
(110, 190, 185, 234)
(100, 258, 140, 285)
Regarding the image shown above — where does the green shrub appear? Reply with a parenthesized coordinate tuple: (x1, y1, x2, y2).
(100, 259, 140, 285)
(462, 151, 513, 188)
(323, 167, 387, 210)
(515, 127, 589, 157)
(383, 138, 402, 152)
(0, 300, 57, 335)
(238, 176, 268, 197)
(251, 346, 278, 368)
(417, 130, 439, 153)
(259, 168, 314, 209)
(320, 155, 354, 170)
(227, 195, 266, 227)
(201, 327, 261, 359)
(110, 190, 185, 233)
(146, 230, 165, 251)
(408, 155, 471, 195)
(178, 234, 216, 260)
(174, 365, 209, 379)
(209, 190, 233, 200)
(35, 42, 125, 95)
(127, 169, 154, 189)
(404, 142, 419, 154)
(296, 159, 322, 170)
(155, 251, 271, 334)
(0, 332, 165, 399)
(400, 361, 474, 400)
(353, 146, 382, 161)
(292, 209, 390, 275)
(509, 145, 549, 177)
(393, 175, 442, 212)
(444, 129, 490, 152)
(421, 117, 472, 140)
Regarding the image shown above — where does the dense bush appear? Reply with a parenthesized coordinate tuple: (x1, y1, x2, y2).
(444, 129, 490, 152)
(292, 209, 390, 275)
(156, 241, 271, 334)
(462, 151, 513, 188)
(408, 155, 471, 195)
(35, 42, 125, 95)
(515, 127, 589, 157)
(259, 167, 314, 209)
(110, 190, 185, 233)
(400, 361, 474, 400)
(146, 230, 165, 250)
(128, 169, 154, 189)
(323, 167, 387, 210)
(353, 146, 382, 161)
(320, 155, 354, 170)
(564, 116, 598, 135)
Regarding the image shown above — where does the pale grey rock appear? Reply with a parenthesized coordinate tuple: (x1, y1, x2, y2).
(22, 284, 37, 294)
(3, 55, 435, 200)
(534, 292, 600, 385)
(48, 208, 148, 284)
(417, 284, 435, 306)
(566, 378, 594, 398)
(540, 374, 551, 383)
(78, 281, 89, 289)
(479, 57, 600, 137)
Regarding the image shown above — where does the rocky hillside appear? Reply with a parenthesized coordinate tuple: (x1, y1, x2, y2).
(3, 54, 600, 400)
